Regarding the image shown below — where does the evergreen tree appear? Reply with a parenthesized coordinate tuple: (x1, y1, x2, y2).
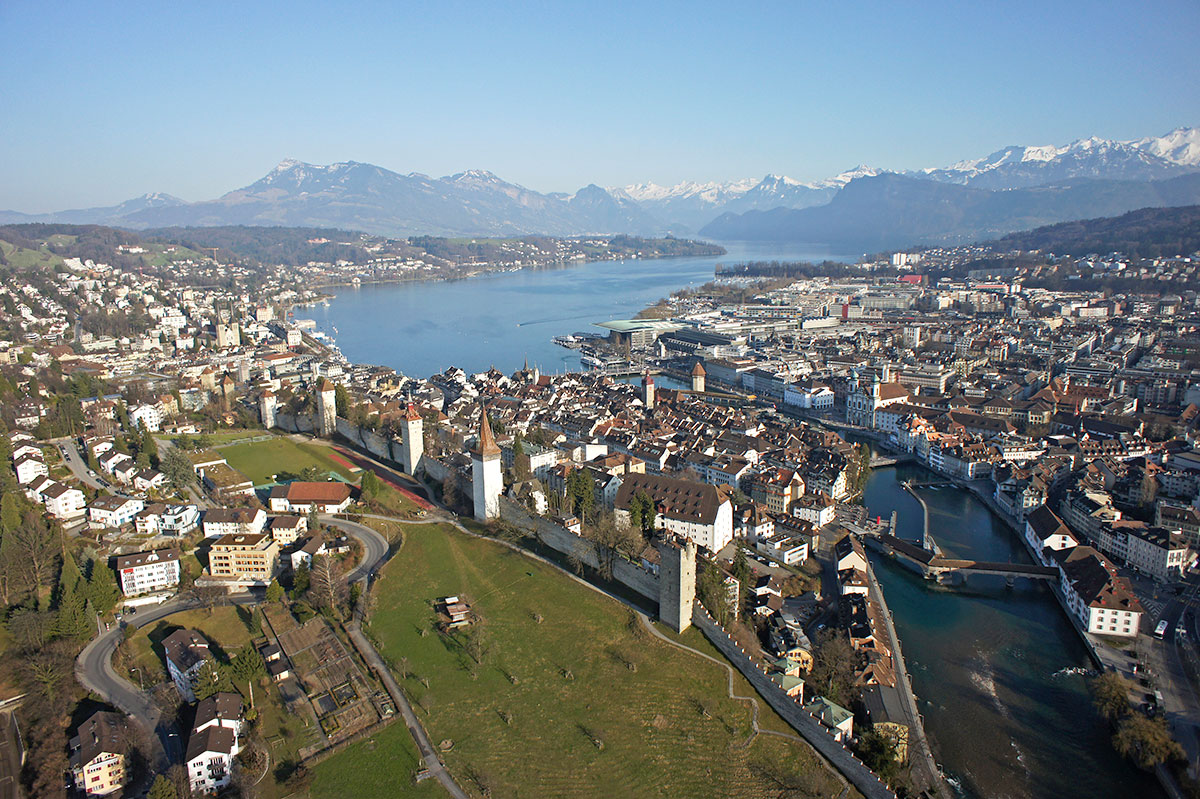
(193, 660, 235, 702)
(0, 492, 21, 534)
(230, 642, 266, 683)
(291, 561, 310, 599)
(53, 556, 92, 640)
(265, 579, 284, 604)
(85, 560, 121, 616)
(147, 775, 178, 799)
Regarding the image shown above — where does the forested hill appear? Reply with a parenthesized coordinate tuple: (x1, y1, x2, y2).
(988, 205, 1200, 259)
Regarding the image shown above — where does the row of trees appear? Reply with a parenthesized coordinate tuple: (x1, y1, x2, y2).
(1091, 672, 1184, 769)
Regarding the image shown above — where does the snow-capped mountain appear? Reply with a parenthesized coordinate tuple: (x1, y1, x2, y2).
(1134, 127, 1200, 166)
(3, 126, 1197, 239)
(615, 167, 884, 230)
(916, 127, 1200, 189)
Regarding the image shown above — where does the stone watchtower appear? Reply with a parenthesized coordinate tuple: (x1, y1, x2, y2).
(690, 361, 706, 393)
(316, 377, 337, 438)
(259, 390, 277, 430)
(471, 403, 502, 521)
(657, 536, 697, 633)
(401, 400, 424, 475)
(642, 372, 655, 410)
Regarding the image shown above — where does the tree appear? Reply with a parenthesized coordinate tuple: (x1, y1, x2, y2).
(584, 512, 643, 581)
(360, 470, 382, 502)
(857, 728, 903, 788)
(307, 505, 321, 534)
(53, 555, 93, 640)
(85, 560, 122, 616)
(12, 509, 58, 594)
(335, 383, 350, 417)
(697, 561, 733, 626)
(808, 630, 856, 707)
(566, 469, 595, 521)
(731, 547, 751, 618)
(148, 774, 178, 799)
(161, 446, 195, 491)
(265, 579, 284, 604)
(1090, 672, 1132, 721)
(1112, 714, 1184, 769)
(310, 555, 345, 619)
(291, 561, 310, 599)
(230, 642, 266, 684)
(193, 660, 234, 702)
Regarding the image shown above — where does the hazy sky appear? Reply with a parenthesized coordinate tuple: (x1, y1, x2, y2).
(2, 1, 1198, 211)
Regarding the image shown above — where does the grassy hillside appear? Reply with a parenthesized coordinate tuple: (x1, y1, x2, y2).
(313, 522, 848, 799)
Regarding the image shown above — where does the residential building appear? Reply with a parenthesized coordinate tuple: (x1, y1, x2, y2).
(209, 532, 279, 582)
(88, 495, 146, 529)
(163, 629, 211, 703)
(115, 548, 181, 596)
(69, 711, 128, 796)
(614, 472, 734, 552)
(1052, 546, 1144, 638)
(267, 481, 352, 514)
(202, 507, 267, 538)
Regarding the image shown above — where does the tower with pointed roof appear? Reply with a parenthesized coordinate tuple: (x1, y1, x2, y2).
(259, 390, 277, 430)
(316, 378, 337, 437)
(471, 403, 502, 521)
(401, 399, 424, 475)
(690, 361, 706, 393)
(642, 372, 655, 410)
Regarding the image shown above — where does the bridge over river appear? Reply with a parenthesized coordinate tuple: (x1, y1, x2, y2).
(863, 531, 1059, 586)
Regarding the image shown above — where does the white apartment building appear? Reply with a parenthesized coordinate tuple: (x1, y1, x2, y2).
(115, 549, 181, 596)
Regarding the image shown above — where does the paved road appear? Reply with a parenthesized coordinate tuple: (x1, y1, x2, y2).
(0, 710, 21, 799)
(153, 437, 211, 508)
(51, 437, 108, 490)
(75, 592, 259, 769)
(320, 514, 390, 587)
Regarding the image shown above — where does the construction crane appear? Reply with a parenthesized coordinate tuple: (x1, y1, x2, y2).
(204, 247, 220, 262)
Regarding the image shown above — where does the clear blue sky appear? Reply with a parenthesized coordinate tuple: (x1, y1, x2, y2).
(2, 0, 1198, 211)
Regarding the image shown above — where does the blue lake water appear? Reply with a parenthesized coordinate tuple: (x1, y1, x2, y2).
(316, 242, 850, 378)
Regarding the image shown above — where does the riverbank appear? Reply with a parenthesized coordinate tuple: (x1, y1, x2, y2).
(860, 463, 1164, 798)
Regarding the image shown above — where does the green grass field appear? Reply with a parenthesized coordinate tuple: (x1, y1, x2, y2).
(309, 720, 445, 799)
(310, 523, 847, 799)
(0, 240, 64, 270)
(219, 437, 357, 485)
(122, 605, 256, 684)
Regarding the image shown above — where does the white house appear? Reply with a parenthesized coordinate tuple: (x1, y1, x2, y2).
(614, 473, 734, 553)
(187, 692, 243, 795)
(1024, 505, 1079, 566)
(13, 453, 48, 485)
(135, 503, 201, 536)
(129, 403, 163, 432)
(115, 549, 181, 597)
(42, 481, 86, 520)
(202, 507, 267, 539)
(88, 495, 146, 530)
(757, 532, 810, 566)
(1052, 546, 1144, 638)
(163, 629, 212, 703)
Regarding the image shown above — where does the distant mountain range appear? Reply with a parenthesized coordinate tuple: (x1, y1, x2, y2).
(3, 127, 1198, 248)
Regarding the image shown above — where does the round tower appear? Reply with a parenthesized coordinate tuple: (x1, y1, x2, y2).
(690, 361, 706, 393)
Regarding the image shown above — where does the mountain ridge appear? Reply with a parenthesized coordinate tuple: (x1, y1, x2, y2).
(2, 126, 1197, 240)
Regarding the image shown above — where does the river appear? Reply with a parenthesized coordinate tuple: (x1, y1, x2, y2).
(314, 242, 852, 378)
(862, 463, 1161, 799)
